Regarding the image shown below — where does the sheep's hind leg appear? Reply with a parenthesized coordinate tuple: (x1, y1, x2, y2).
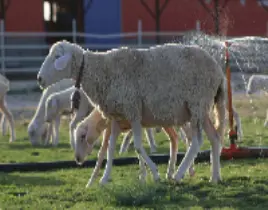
(173, 121, 202, 182)
(1, 114, 7, 136)
(203, 115, 221, 183)
(131, 121, 160, 182)
(99, 120, 121, 185)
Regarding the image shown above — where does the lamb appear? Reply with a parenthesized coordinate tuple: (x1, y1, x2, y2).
(74, 108, 195, 187)
(246, 74, 268, 95)
(28, 78, 74, 146)
(37, 41, 226, 184)
(0, 74, 15, 142)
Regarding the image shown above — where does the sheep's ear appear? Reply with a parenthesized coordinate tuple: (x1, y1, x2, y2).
(54, 54, 72, 71)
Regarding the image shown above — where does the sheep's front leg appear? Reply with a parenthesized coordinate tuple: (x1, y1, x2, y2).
(44, 123, 53, 145)
(52, 115, 61, 146)
(69, 113, 80, 149)
(173, 121, 202, 182)
(0, 98, 15, 142)
(145, 128, 157, 154)
(119, 130, 133, 154)
(163, 127, 178, 180)
(86, 127, 111, 188)
(131, 121, 160, 182)
(99, 120, 121, 185)
(203, 115, 221, 183)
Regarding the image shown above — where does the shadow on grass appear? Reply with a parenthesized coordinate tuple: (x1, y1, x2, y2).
(97, 176, 268, 209)
(8, 142, 71, 150)
(0, 172, 65, 186)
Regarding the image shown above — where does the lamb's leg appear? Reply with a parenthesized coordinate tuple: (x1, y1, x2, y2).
(86, 127, 111, 188)
(44, 123, 53, 145)
(203, 115, 221, 183)
(0, 97, 15, 142)
(233, 108, 243, 141)
(131, 120, 160, 182)
(173, 121, 202, 182)
(145, 128, 157, 154)
(119, 130, 133, 154)
(52, 115, 61, 146)
(69, 113, 79, 149)
(100, 120, 121, 185)
(163, 127, 178, 180)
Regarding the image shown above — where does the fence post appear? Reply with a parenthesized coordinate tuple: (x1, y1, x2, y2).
(72, 18, 77, 43)
(0, 19, 5, 75)
(137, 19, 142, 47)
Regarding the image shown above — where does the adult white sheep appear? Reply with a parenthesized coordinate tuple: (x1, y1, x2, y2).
(73, 108, 194, 187)
(28, 78, 74, 146)
(37, 41, 226, 184)
(0, 74, 15, 142)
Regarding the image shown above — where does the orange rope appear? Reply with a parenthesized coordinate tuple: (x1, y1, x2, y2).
(225, 41, 234, 132)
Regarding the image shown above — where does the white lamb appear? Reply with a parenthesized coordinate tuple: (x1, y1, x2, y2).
(28, 78, 74, 146)
(37, 41, 226, 185)
(0, 74, 15, 142)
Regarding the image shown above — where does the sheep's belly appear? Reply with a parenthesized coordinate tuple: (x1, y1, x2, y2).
(116, 103, 191, 130)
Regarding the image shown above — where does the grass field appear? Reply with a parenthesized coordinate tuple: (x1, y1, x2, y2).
(1, 95, 268, 209)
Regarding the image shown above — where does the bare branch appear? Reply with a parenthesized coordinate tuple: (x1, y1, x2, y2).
(218, 0, 230, 14)
(259, 0, 268, 12)
(140, 0, 156, 19)
(159, 0, 170, 16)
(198, 0, 215, 18)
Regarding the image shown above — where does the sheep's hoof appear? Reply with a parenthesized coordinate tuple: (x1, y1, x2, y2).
(209, 176, 221, 184)
(99, 177, 111, 185)
(173, 172, 184, 182)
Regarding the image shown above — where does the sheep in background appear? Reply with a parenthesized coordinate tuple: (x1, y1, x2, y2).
(28, 78, 74, 146)
(0, 74, 15, 142)
(37, 41, 226, 185)
(246, 74, 268, 95)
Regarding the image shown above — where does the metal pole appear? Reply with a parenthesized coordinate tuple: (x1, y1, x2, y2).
(0, 19, 5, 75)
(72, 18, 77, 43)
(137, 19, 142, 47)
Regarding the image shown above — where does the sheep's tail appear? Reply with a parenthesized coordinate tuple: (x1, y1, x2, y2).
(213, 80, 226, 146)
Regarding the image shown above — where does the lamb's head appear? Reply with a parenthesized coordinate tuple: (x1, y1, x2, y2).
(45, 95, 60, 123)
(74, 114, 108, 165)
(28, 121, 47, 146)
(37, 40, 83, 89)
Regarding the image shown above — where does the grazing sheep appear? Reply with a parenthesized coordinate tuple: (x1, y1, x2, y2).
(28, 79, 74, 146)
(0, 74, 15, 142)
(74, 108, 195, 187)
(246, 74, 268, 95)
(37, 41, 226, 184)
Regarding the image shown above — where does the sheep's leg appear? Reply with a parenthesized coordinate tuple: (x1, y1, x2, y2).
(173, 121, 202, 182)
(44, 123, 53, 145)
(86, 127, 111, 188)
(163, 127, 178, 180)
(131, 120, 160, 182)
(181, 124, 195, 177)
(264, 109, 268, 128)
(119, 130, 133, 154)
(203, 115, 221, 183)
(52, 115, 61, 146)
(69, 112, 80, 149)
(138, 156, 147, 182)
(1, 114, 7, 136)
(0, 98, 15, 142)
(145, 128, 157, 154)
(100, 120, 121, 185)
(233, 108, 243, 141)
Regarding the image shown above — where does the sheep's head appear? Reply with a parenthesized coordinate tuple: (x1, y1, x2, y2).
(74, 116, 108, 165)
(37, 40, 74, 89)
(45, 95, 60, 123)
(28, 122, 47, 146)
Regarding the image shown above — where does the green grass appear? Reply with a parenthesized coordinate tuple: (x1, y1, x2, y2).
(1, 95, 268, 209)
